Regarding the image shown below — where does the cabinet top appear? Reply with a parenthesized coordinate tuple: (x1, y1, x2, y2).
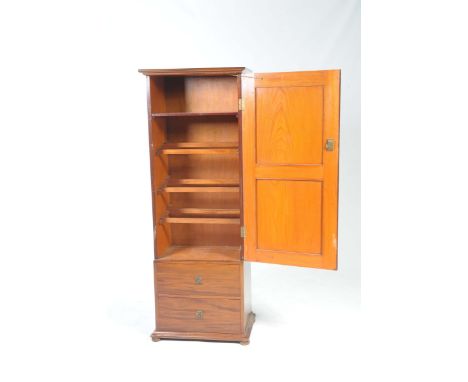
(138, 67, 246, 76)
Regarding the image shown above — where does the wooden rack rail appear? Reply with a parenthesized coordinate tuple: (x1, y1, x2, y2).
(157, 178, 240, 193)
(156, 142, 238, 155)
(169, 208, 240, 216)
(152, 112, 238, 118)
(160, 216, 240, 225)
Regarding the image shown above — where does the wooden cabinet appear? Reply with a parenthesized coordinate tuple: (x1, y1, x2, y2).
(139, 67, 340, 344)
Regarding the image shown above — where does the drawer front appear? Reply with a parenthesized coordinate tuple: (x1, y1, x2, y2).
(156, 262, 241, 297)
(158, 295, 241, 334)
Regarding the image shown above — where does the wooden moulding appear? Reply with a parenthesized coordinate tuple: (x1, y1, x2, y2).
(139, 67, 246, 77)
(161, 186, 240, 193)
(161, 148, 238, 155)
(166, 178, 239, 186)
(161, 217, 240, 225)
(151, 312, 255, 345)
(169, 208, 240, 216)
(157, 142, 238, 155)
(152, 112, 238, 118)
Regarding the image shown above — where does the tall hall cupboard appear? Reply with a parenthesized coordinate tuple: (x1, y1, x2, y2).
(138, 67, 340, 344)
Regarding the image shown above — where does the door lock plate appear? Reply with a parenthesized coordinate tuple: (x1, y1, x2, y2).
(195, 310, 204, 320)
(325, 139, 335, 151)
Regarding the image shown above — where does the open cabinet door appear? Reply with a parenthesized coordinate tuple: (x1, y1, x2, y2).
(242, 70, 340, 269)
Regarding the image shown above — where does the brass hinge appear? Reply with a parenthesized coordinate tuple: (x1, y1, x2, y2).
(240, 226, 246, 238)
(238, 98, 245, 111)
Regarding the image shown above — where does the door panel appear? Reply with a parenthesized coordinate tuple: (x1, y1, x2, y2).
(257, 180, 322, 253)
(256, 86, 323, 165)
(242, 70, 340, 269)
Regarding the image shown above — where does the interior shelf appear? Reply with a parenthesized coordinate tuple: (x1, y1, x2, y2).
(166, 178, 239, 185)
(157, 245, 241, 262)
(161, 186, 239, 193)
(169, 208, 240, 216)
(158, 178, 240, 193)
(152, 111, 238, 118)
(161, 216, 240, 225)
(157, 142, 238, 155)
(148, 74, 242, 256)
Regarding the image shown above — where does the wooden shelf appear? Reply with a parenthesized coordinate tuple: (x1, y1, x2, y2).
(158, 179, 240, 193)
(170, 208, 240, 216)
(167, 178, 239, 186)
(157, 245, 241, 262)
(162, 186, 239, 193)
(152, 112, 238, 118)
(161, 142, 238, 148)
(157, 142, 238, 155)
(161, 216, 240, 225)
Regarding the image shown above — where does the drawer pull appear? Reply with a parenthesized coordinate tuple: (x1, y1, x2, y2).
(194, 275, 202, 284)
(195, 310, 204, 320)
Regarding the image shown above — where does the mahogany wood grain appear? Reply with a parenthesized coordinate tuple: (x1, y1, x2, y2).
(156, 262, 241, 297)
(157, 295, 241, 334)
(242, 70, 340, 269)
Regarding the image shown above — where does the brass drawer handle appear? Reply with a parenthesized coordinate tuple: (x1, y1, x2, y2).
(195, 310, 204, 320)
(194, 275, 202, 285)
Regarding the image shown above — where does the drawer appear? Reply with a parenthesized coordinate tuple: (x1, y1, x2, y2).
(156, 262, 241, 297)
(157, 295, 241, 334)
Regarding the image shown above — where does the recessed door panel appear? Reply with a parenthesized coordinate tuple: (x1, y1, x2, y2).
(256, 180, 322, 253)
(256, 86, 323, 165)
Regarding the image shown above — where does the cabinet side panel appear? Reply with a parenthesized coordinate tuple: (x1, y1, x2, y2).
(148, 77, 171, 257)
(242, 262, 252, 332)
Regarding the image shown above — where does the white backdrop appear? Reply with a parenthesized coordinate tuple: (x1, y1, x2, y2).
(0, 1, 360, 381)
